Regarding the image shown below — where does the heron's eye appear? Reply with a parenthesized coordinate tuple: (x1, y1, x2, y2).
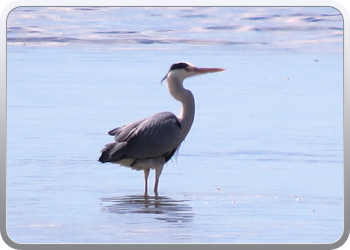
(185, 66, 196, 72)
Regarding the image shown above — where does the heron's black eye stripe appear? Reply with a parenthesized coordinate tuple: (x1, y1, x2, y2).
(169, 62, 190, 71)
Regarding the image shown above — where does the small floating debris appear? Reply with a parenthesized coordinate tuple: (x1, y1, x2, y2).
(216, 188, 221, 191)
(286, 77, 290, 81)
(296, 198, 301, 202)
(311, 209, 315, 212)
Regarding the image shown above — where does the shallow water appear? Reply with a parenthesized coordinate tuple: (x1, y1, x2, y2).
(6, 7, 343, 243)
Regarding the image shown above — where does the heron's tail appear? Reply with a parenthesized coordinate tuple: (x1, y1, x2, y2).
(98, 142, 115, 163)
(98, 151, 110, 163)
(98, 142, 126, 163)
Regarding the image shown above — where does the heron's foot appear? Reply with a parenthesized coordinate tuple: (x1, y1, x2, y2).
(154, 190, 159, 198)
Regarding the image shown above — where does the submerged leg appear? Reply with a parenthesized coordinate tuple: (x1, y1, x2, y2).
(143, 168, 150, 197)
(154, 165, 164, 196)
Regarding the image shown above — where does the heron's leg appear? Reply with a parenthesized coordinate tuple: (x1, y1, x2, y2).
(143, 168, 150, 197)
(154, 165, 164, 196)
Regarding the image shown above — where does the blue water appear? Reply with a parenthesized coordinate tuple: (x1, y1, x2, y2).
(6, 7, 343, 243)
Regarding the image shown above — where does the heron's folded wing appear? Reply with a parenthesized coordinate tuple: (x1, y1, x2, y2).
(108, 118, 147, 139)
(122, 112, 182, 159)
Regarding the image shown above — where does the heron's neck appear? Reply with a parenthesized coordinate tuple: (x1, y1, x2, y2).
(178, 89, 195, 136)
(167, 77, 195, 138)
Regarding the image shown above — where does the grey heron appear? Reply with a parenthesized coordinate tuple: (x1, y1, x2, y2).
(99, 62, 225, 196)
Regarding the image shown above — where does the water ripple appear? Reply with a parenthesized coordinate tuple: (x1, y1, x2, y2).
(6, 7, 343, 52)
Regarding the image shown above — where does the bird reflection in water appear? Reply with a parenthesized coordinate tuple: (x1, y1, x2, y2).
(101, 195, 193, 224)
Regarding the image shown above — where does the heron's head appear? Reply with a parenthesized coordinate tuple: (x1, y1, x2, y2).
(161, 62, 225, 84)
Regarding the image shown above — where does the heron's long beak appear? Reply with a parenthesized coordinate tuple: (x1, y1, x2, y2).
(160, 67, 225, 84)
(194, 67, 225, 74)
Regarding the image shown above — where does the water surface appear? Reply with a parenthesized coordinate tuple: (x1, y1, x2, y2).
(6, 7, 343, 243)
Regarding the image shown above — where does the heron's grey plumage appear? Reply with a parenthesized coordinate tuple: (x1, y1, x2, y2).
(99, 62, 225, 196)
(99, 112, 182, 164)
